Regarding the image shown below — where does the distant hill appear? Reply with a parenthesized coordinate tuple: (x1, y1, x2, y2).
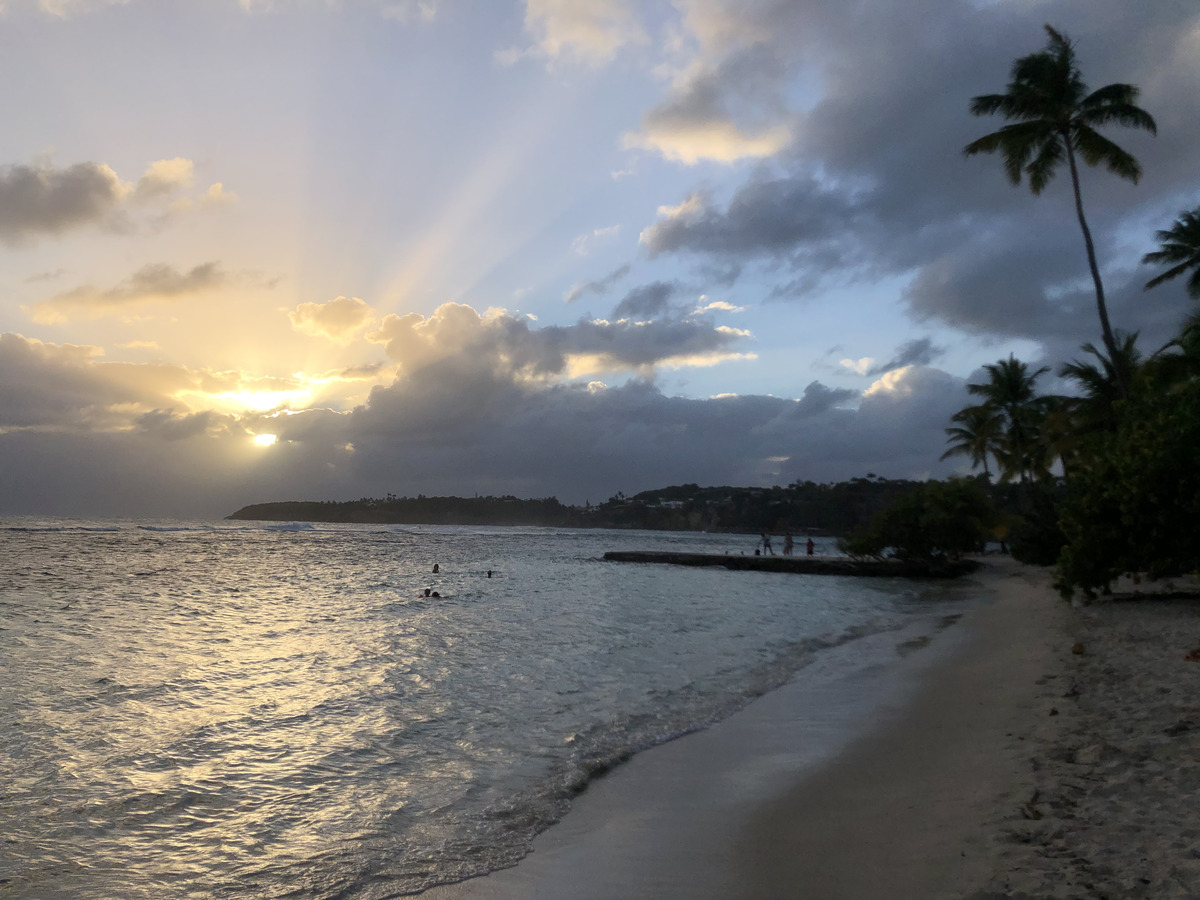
(227, 476, 927, 535)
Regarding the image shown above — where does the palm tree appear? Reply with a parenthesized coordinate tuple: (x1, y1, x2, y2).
(966, 355, 1051, 483)
(941, 404, 1002, 479)
(1059, 332, 1143, 434)
(964, 25, 1157, 388)
(1143, 207, 1200, 299)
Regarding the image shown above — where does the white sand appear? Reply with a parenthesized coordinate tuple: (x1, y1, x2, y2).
(419, 559, 1200, 899)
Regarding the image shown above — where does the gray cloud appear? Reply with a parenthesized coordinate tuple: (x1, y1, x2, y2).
(867, 338, 944, 376)
(368, 302, 751, 383)
(611, 281, 677, 319)
(136, 409, 228, 441)
(28, 262, 232, 323)
(0, 333, 164, 430)
(564, 263, 630, 303)
(636, 0, 1199, 351)
(0, 322, 971, 517)
(0, 162, 126, 244)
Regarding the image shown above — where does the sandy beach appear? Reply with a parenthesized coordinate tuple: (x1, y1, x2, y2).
(419, 558, 1200, 899)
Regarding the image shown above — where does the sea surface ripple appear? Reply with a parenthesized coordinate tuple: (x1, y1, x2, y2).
(0, 521, 971, 898)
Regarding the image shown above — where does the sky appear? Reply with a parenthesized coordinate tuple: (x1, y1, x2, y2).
(0, 0, 1196, 519)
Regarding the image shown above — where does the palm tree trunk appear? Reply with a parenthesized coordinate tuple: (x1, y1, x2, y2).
(1065, 137, 1127, 397)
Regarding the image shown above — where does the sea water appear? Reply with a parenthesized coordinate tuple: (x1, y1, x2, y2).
(0, 521, 977, 898)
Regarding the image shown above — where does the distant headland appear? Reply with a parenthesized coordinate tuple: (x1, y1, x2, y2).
(226, 477, 927, 535)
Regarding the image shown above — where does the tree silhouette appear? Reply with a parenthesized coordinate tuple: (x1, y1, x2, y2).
(966, 355, 1051, 483)
(940, 404, 1003, 479)
(964, 25, 1156, 389)
(1143, 207, 1200, 299)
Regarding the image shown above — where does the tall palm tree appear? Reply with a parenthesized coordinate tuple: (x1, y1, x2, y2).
(966, 355, 1051, 483)
(1059, 332, 1143, 434)
(941, 404, 1003, 479)
(964, 25, 1157, 388)
(1143, 207, 1200, 299)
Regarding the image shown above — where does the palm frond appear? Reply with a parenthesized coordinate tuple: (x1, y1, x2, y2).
(1026, 136, 1064, 194)
(1072, 126, 1143, 182)
(1143, 208, 1200, 296)
(1079, 84, 1157, 134)
(969, 93, 1008, 117)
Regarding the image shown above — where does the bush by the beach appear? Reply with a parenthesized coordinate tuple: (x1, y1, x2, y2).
(1055, 373, 1200, 598)
(1007, 483, 1067, 567)
(839, 478, 996, 562)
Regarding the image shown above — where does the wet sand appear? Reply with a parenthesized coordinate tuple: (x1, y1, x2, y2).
(420, 559, 1200, 899)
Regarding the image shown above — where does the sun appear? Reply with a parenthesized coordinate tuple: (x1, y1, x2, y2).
(252, 433, 278, 447)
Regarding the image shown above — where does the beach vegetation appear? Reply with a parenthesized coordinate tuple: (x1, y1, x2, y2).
(940, 403, 1003, 480)
(957, 355, 1053, 484)
(839, 478, 996, 563)
(964, 24, 1157, 390)
(939, 320, 1199, 595)
(1054, 366, 1200, 597)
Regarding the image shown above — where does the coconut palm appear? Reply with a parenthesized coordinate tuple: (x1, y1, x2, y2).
(941, 404, 1003, 479)
(964, 25, 1157, 386)
(1059, 332, 1143, 434)
(1143, 207, 1200, 299)
(966, 355, 1051, 483)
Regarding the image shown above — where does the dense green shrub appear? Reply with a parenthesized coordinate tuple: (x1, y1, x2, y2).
(1055, 377, 1200, 598)
(1007, 483, 1067, 566)
(840, 479, 996, 562)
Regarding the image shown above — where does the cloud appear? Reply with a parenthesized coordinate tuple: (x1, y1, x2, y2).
(564, 263, 630, 303)
(612, 281, 676, 320)
(624, 45, 793, 164)
(619, 0, 801, 164)
(0, 157, 231, 244)
(0, 318, 972, 518)
(838, 357, 873, 376)
(521, 0, 647, 65)
(696, 298, 743, 313)
(635, 1, 1199, 347)
(0, 332, 160, 431)
(367, 301, 751, 382)
(638, 181, 865, 271)
(132, 158, 194, 202)
(571, 224, 620, 255)
(27, 262, 230, 323)
(866, 338, 943, 376)
(288, 295, 375, 344)
(135, 408, 229, 441)
(0, 162, 127, 244)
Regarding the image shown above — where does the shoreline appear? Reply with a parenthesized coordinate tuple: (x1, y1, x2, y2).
(603, 549, 981, 578)
(418, 559, 1200, 899)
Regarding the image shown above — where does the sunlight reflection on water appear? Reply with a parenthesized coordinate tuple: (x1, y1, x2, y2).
(0, 522, 966, 898)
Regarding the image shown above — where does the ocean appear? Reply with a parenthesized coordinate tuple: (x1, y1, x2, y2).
(0, 520, 979, 898)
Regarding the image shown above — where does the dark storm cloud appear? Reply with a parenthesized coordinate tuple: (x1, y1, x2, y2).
(0, 162, 126, 244)
(338, 364, 966, 506)
(0, 333, 131, 429)
(792, 380, 857, 417)
(637, 0, 1199, 350)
